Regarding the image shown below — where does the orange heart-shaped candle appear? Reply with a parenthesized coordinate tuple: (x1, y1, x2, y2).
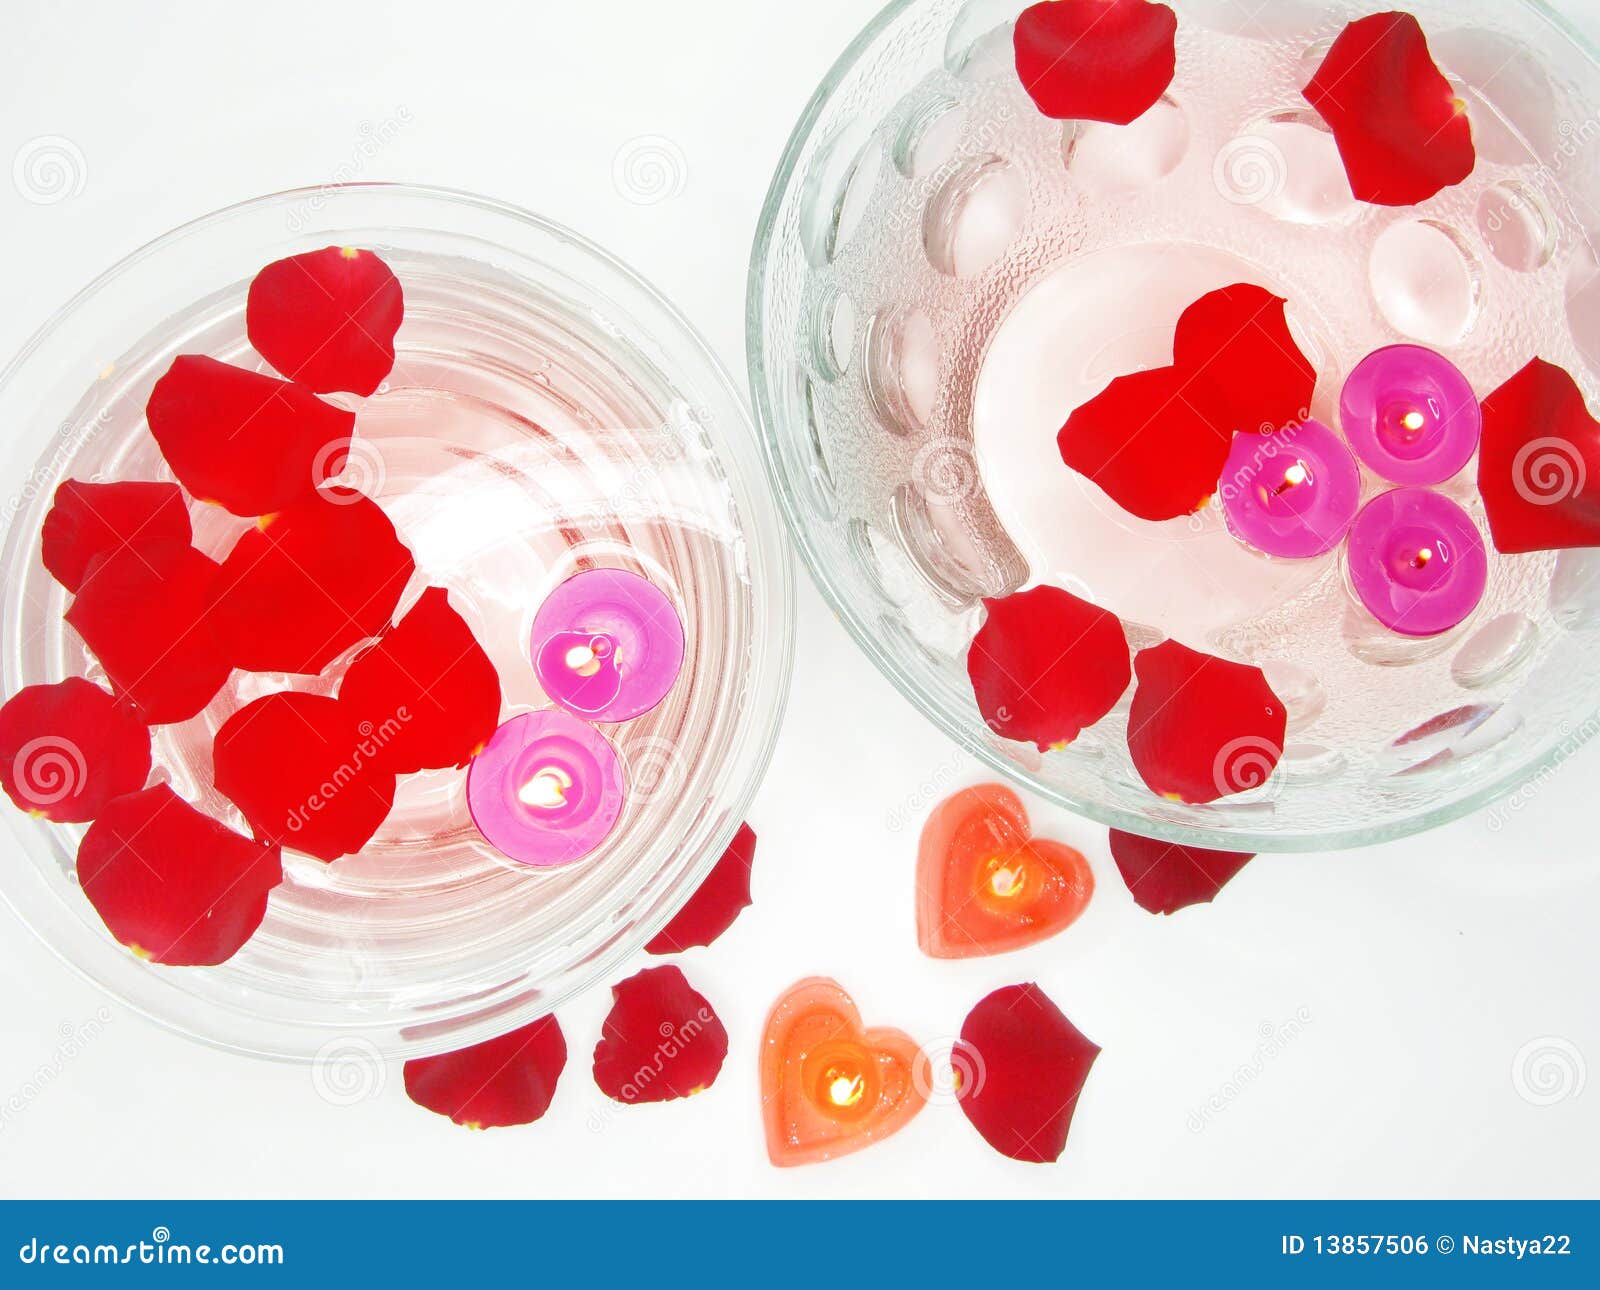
(760, 978, 927, 1167)
(916, 783, 1094, 959)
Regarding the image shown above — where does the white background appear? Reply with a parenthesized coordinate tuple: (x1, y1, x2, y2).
(0, 0, 1596, 1199)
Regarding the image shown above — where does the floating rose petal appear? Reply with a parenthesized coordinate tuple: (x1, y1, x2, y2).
(213, 691, 396, 863)
(917, 783, 1093, 959)
(0, 679, 151, 823)
(1172, 284, 1316, 435)
(339, 588, 502, 774)
(77, 784, 282, 966)
(210, 490, 414, 676)
(1108, 829, 1256, 915)
(645, 822, 757, 955)
(41, 481, 191, 593)
(761, 977, 926, 1167)
(146, 356, 354, 517)
(1479, 358, 1600, 554)
(958, 982, 1100, 1164)
(592, 965, 729, 1104)
(1014, 0, 1178, 126)
(1304, 12, 1475, 207)
(64, 540, 231, 725)
(967, 586, 1131, 751)
(247, 246, 403, 397)
(1058, 366, 1231, 522)
(404, 1015, 567, 1130)
(1127, 640, 1287, 804)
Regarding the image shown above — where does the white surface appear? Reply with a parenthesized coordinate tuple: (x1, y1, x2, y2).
(0, 0, 1596, 1199)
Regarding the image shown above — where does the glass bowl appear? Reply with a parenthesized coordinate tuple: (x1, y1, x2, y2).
(749, 0, 1600, 852)
(0, 184, 793, 1059)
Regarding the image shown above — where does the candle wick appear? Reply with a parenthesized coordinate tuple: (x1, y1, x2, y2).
(1411, 547, 1434, 570)
(517, 766, 573, 809)
(1272, 462, 1309, 497)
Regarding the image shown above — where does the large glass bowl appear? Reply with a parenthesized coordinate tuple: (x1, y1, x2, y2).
(750, 0, 1600, 852)
(0, 184, 792, 1059)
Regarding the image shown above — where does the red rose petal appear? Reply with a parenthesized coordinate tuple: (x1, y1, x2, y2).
(1014, 0, 1178, 126)
(1304, 12, 1475, 207)
(404, 1015, 567, 1130)
(1127, 639, 1287, 804)
(645, 822, 756, 955)
(213, 691, 396, 863)
(968, 585, 1131, 751)
(1478, 358, 1600, 554)
(1058, 365, 1232, 522)
(958, 982, 1100, 1164)
(41, 481, 191, 593)
(1172, 284, 1316, 435)
(247, 247, 403, 397)
(592, 965, 729, 1104)
(146, 355, 355, 517)
(337, 587, 502, 775)
(0, 679, 151, 823)
(210, 490, 414, 676)
(77, 784, 282, 966)
(1108, 829, 1255, 915)
(64, 539, 232, 725)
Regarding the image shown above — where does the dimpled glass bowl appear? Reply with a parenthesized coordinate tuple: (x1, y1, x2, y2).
(0, 185, 792, 1059)
(750, 0, 1600, 851)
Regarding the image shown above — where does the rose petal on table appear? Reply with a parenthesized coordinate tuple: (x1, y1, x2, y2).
(1172, 284, 1316, 435)
(0, 679, 151, 824)
(404, 1015, 567, 1130)
(339, 587, 502, 774)
(41, 480, 192, 594)
(1108, 829, 1256, 915)
(146, 355, 354, 517)
(77, 784, 282, 966)
(64, 539, 232, 725)
(645, 822, 757, 955)
(957, 982, 1100, 1164)
(1014, 0, 1177, 125)
(968, 585, 1131, 751)
(1126, 639, 1287, 804)
(1303, 11, 1475, 207)
(247, 246, 403, 396)
(592, 965, 729, 1104)
(213, 691, 396, 863)
(1478, 357, 1600, 554)
(1058, 365, 1232, 522)
(210, 489, 414, 676)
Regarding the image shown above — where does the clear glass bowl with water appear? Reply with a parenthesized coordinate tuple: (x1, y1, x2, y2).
(0, 184, 793, 1058)
(749, 0, 1600, 851)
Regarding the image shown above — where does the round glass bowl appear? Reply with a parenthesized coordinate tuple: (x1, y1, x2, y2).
(749, 0, 1600, 851)
(0, 185, 792, 1059)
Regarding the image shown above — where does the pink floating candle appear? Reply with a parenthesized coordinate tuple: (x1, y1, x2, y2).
(531, 569, 684, 723)
(1346, 488, 1488, 637)
(1340, 344, 1481, 485)
(467, 709, 625, 867)
(1219, 419, 1361, 558)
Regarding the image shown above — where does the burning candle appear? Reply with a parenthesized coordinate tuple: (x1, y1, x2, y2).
(1340, 344, 1481, 485)
(1346, 488, 1488, 637)
(467, 709, 625, 867)
(531, 569, 685, 723)
(1219, 419, 1361, 558)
